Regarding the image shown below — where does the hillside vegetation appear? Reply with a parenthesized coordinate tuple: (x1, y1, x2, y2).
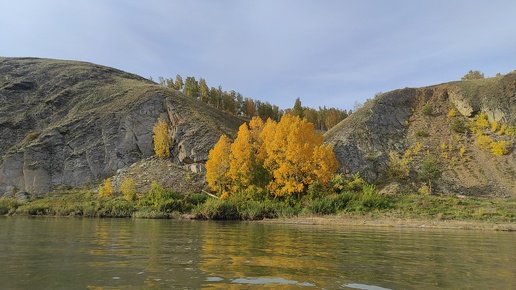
(325, 71, 516, 198)
(0, 57, 515, 224)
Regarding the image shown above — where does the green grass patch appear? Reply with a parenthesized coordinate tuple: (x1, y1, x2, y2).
(393, 194, 516, 222)
(4, 187, 515, 224)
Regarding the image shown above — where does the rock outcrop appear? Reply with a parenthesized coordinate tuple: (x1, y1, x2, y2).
(325, 88, 420, 181)
(0, 57, 243, 196)
(325, 73, 516, 197)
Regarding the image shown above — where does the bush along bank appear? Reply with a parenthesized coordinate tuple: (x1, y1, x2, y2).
(0, 174, 393, 219)
(1, 175, 515, 223)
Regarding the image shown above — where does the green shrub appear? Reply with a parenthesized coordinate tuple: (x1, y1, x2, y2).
(415, 130, 429, 137)
(0, 198, 20, 215)
(98, 198, 135, 217)
(360, 184, 391, 209)
(275, 203, 301, 218)
(333, 192, 356, 211)
(133, 207, 169, 219)
(308, 197, 336, 215)
(450, 117, 467, 133)
(346, 173, 368, 191)
(16, 203, 51, 215)
(307, 181, 327, 201)
(343, 185, 392, 212)
(186, 193, 207, 206)
(159, 199, 184, 213)
(331, 173, 346, 193)
(238, 200, 278, 220)
(241, 185, 269, 201)
(194, 198, 239, 220)
(422, 105, 432, 116)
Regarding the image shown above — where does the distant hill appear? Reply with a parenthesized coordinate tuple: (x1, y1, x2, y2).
(0, 57, 244, 196)
(325, 72, 516, 197)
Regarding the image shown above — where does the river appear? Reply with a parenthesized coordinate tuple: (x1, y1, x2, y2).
(0, 217, 514, 289)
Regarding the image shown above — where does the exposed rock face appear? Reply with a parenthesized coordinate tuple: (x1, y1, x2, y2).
(325, 73, 516, 197)
(0, 57, 243, 196)
(447, 76, 516, 124)
(325, 88, 418, 181)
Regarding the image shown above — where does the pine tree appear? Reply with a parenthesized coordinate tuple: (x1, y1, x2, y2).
(292, 97, 304, 118)
(199, 78, 209, 103)
(174, 74, 184, 91)
(183, 76, 199, 98)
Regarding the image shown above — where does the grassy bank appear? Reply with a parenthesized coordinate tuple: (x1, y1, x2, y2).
(1, 189, 515, 229)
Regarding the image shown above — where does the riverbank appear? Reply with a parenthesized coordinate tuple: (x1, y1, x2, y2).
(260, 213, 516, 231)
(1, 189, 515, 231)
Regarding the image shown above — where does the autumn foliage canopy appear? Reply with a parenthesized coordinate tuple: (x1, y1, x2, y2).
(205, 115, 339, 198)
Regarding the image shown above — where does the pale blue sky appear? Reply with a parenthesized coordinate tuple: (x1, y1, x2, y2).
(1, 0, 515, 110)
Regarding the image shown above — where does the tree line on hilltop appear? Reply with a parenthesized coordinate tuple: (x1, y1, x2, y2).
(154, 74, 350, 131)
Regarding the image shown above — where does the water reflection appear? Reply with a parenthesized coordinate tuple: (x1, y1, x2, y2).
(0, 217, 514, 289)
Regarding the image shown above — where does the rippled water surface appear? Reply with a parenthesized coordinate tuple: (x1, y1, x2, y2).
(0, 217, 514, 289)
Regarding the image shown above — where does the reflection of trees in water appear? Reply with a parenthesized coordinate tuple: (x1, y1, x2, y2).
(0, 219, 514, 289)
(87, 219, 206, 288)
(199, 224, 516, 289)
(199, 222, 338, 288)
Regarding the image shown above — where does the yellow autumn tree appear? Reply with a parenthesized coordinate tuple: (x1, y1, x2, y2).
(120, 178, 137, 201)
(98, 178, 114, 198)
(205, 115, 339, 199)
(205, 134, 232, 196)
(260, 114, 338, 197)
(153, 119, 172, 158)
(228, 117, 269, 194)
(312, 144, 339, 185)
(228, 123, 253, 192)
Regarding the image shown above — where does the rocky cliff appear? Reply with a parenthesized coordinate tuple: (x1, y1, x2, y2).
(325, 72, 516, 197)
(0, 57, 244, 196)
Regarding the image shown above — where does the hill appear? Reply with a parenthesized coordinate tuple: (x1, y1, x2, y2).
(1, 57, 514, 199)
(325, 72, 516, 197)
(0, 57, 244, 196)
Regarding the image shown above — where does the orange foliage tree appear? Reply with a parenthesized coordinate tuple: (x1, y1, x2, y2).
(260, 114, 338, 197)
(205, 115, 339, 199)
(205, 134, 232, 195)
(228, 117, 269, 193)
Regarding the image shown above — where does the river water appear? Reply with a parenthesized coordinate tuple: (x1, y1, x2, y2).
(0, 217, 514, 289)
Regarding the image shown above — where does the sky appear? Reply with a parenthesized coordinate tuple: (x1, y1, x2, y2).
(1, 0, 515, 111)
